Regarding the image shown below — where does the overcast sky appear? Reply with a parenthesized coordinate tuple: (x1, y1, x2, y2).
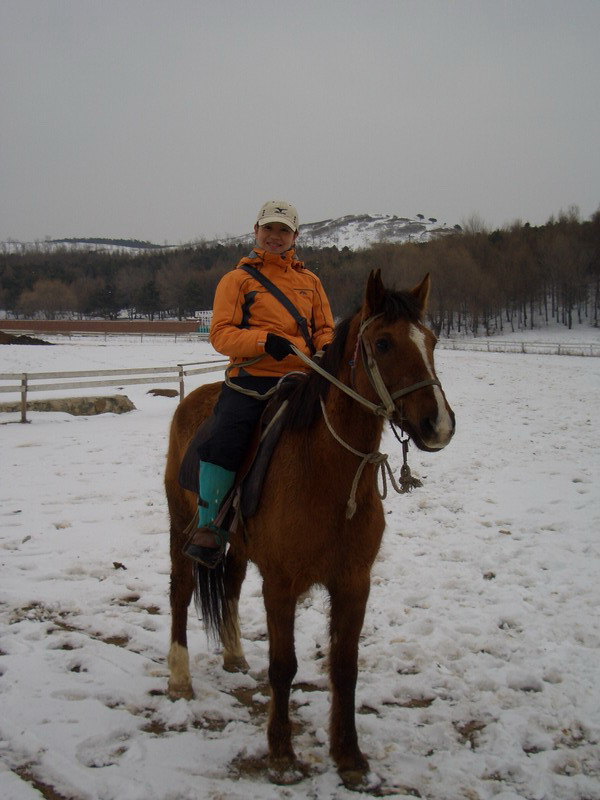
(1, 0, 599, 245)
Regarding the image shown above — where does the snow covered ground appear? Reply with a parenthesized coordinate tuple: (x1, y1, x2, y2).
(1, 328, 599, 800)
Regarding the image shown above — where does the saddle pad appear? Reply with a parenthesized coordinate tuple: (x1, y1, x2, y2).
(239, 402, 289, 519)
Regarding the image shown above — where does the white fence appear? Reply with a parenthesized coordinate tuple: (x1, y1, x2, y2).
(4, 328, 598, 357)
(436, 339, 600, 357)
(0, 359, 228, 423)
(2, 334, 598, 424)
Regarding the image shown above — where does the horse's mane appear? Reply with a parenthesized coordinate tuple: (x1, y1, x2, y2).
(281, 286, 422, 431)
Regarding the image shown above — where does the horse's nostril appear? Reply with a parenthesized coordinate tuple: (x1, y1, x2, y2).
(422, 417, 436, 437)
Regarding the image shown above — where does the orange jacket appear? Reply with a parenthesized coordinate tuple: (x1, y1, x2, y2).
(210, 248, 334, 377)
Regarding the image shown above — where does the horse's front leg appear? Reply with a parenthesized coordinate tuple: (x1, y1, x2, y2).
(328, 573, 371, 785)
(221, 547, 249, 673)
(262, 580, 302, 784)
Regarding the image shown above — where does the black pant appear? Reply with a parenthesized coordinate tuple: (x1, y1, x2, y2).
(197, 376, 279, 472)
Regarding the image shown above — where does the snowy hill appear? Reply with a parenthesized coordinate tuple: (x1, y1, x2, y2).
(213, 213, 459, 250)
(1, 214, 460, 254)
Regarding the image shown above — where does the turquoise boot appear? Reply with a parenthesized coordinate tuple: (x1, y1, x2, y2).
(183, 461, 236, 568)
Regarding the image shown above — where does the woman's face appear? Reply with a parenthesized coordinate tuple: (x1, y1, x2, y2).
(254, 222, 298, 255)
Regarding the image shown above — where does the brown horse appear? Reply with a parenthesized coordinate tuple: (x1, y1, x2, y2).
(165, 270, 455, 787)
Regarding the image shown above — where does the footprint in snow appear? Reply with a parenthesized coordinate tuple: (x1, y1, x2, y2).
(76, 730, 146, 767)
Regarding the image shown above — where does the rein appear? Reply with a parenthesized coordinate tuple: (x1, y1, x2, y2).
(224, 313, 439, 413)
(319, 397, 415, 519)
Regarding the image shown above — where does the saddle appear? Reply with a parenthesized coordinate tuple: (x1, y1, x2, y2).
(178, 382, 297, 531)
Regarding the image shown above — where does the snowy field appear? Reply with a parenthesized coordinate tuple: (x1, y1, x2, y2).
(1, 329, 599, 800)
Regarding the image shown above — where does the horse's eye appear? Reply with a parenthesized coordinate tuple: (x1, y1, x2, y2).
(375, 338, 390, 354)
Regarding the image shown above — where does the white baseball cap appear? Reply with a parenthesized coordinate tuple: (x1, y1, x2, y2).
(256, 200, 299, 232)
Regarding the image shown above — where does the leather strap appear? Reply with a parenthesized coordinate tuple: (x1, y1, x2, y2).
(240, 264, 316, 355)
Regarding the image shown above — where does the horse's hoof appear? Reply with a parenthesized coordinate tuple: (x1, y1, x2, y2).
(335, 752, 373, 791)
(339, 768, 381, 792)
(222, 655, 250, 674)
(268, 758, 305, 785)
(167, 681, 194, 701)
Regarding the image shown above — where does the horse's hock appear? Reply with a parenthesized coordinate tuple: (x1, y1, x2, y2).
(0, 394, 136, 416)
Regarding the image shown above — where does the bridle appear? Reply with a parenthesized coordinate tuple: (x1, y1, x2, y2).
(354, 313, 441, 417)
(292, 312, 441, 421)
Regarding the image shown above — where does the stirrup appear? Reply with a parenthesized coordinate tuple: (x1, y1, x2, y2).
(183, 524, 229, 569)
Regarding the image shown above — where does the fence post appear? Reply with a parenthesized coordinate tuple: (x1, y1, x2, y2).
(20, 373, 28, 424)
(178, 365, 185, 401)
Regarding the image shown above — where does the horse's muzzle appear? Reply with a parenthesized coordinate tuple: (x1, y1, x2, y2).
(401, 402, 455, 452)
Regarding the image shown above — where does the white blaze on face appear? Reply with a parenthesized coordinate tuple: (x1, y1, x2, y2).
(409, 324, 454, 445)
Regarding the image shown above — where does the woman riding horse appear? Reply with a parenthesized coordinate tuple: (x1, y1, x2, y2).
(183, 199, 334, 568)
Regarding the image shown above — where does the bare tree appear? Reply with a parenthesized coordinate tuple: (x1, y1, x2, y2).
(17, 279, 78, 319)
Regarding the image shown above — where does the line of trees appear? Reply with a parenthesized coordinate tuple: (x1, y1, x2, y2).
(1, 208, 598, 334)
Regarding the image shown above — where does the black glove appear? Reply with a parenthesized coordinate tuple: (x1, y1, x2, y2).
(265, 333, 294, 361)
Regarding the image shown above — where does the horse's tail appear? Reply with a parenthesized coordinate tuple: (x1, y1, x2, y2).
(193, 562, 228, 644)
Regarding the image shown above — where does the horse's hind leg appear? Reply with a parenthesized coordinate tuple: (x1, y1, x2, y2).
(221, 547, 249, 673)
(263, 580, 303, 784)
(167, 512, 196, 700)
(328, 573, 371, 784)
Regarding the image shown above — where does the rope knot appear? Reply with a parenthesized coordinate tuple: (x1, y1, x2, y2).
(399, 462, 423, 492)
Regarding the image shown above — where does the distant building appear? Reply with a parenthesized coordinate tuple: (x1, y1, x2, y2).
(194, 310, 212, 333)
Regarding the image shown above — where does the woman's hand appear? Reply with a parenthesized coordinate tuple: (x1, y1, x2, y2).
(265, 333, 294, 361)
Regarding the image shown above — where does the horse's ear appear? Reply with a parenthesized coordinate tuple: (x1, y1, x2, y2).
(410, 273, 431, 318)
(364, 269, 386, 316)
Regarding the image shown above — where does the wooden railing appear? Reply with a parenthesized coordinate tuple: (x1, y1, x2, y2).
(0, 359, 228, 423)
(1, 329, 208, 343)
